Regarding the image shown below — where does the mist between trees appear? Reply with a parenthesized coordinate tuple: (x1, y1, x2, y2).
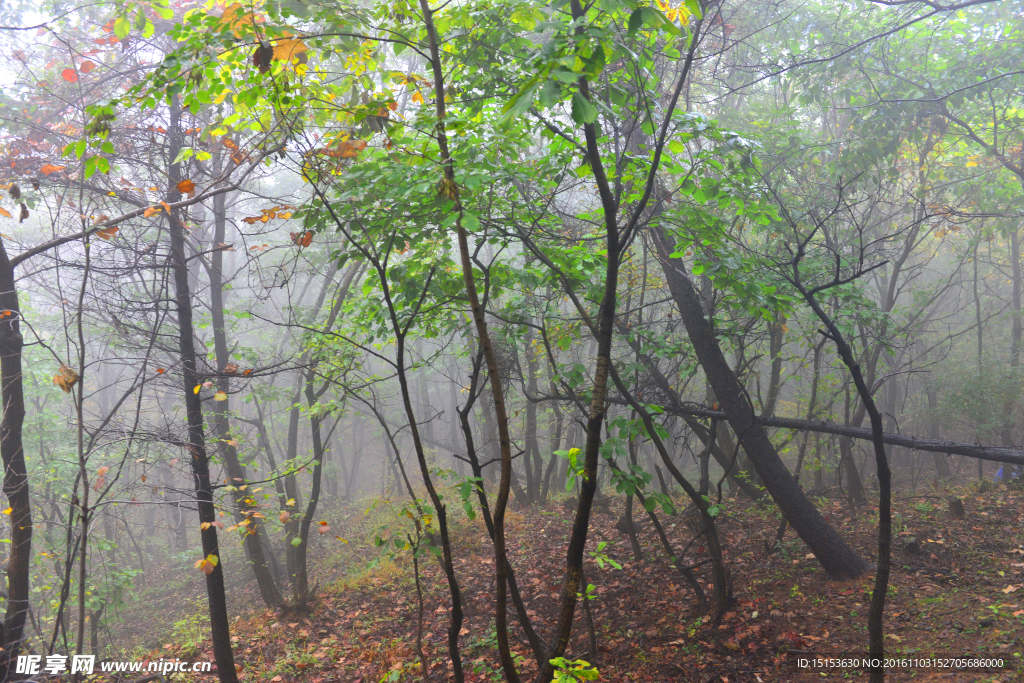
(0, 0, 1019, 681)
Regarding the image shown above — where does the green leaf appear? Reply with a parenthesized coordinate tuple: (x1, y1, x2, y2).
(113, 16, 130, 40)
(571, 92, 598, 124)
(639, 6, 663, 29)
(153, 1, 173, 20)
(500, 79, 540, 124)
(539, 79, 561, 109)
(628, 8, 643, 35)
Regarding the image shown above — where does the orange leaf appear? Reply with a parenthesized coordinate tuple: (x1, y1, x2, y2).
(53, 363, 79, 392)
(176, 179, 196, 195)
(40, 164, 65, 176)
(156, 368, 165, 374)
(272, 38, 308, 63)
(337, 139, 367, 159)
(62, 68, 79, 83)
(0, 207, 10, 218)
(160, 201, 172, 214)
(79, 60, 97, 74)
(279, 511, 290, 523)
(95, 226, 119, 240)
(143, 206, 161, 218)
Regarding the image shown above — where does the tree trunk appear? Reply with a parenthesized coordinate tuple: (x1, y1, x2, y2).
(651, 224, 868, 579)
(524, 325, 541, 503)
(294, 375, 327, 603)
(793, 276, 891, 683)
(208, 184, 282, 609)
(167, 99, 237, 683)
(1001, 222, 1022, 448)
(0, 240, 31, 682)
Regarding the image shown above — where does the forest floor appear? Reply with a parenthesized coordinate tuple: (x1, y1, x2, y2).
(124, 483, 1024, 683)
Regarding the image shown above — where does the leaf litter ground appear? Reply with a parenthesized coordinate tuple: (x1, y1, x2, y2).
(126, 486, 1023, 683)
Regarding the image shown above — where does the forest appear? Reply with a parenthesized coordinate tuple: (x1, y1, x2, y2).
(0, 0, 1021, 681)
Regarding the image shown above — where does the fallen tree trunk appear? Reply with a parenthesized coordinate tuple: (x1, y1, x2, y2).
(656, 405, 1024, 467)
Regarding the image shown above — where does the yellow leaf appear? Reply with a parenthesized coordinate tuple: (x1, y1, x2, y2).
(193, 385, 201, 394)
(286, 498, 295, 507)
(411, 91, 424, 104)
(214, 391, 228, 401)
(219, 3, 258, 37)
(2, 507, 11, 514)
(272, 38, 308, 63)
